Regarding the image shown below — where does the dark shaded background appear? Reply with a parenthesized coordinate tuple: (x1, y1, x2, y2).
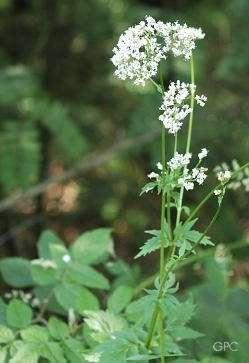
(0, 0, 248, 270)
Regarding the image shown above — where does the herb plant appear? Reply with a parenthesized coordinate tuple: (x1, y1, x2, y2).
(0, 16, 248, 363)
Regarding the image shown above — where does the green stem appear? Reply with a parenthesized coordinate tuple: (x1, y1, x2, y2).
(175, 56, 195, 228)
(160, 126, 166, 278)
(174, 133, 178, 155)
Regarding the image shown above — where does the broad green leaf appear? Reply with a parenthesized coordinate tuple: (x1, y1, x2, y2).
(0, 325, 14, 343)
(20, 325, 49, 343)
(71, 228, 113, 265)
(9, 342, 39, 363)
(48, 317, 69, 340)
(30, 264, 58, 286)
(54, 283, 99, 313)
(0, 257, 33, 287)
(107, 285, 133, 314)
(65, 263, 109, 290)
(38, 230, 64, 260)
(6, 299, 32, 328)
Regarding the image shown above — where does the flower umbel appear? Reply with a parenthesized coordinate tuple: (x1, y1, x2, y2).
(111, 16, 205, 86)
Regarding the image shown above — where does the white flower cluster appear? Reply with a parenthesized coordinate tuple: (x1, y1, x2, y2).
(195, 94, 207, 107)
(168, 150, 208, 190)
(4, 289, 40, 307)
(214, 160, 249, 194)
(159, 81, 193, 134)
(159, 81, 207, 134)
(167, 151, 192, 170)
(111, 16, 205, 86)
(31, 258, 57, 269)
(147, 161, 163, 180)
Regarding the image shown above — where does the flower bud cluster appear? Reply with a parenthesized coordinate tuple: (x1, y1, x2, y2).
(4, 289, 41, 307)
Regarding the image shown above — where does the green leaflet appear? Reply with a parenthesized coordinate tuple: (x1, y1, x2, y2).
(65, 263, 109, 290)
(0, 257, 33, 288)
(48, 317, 69, 340)
(107, 285, 133, 314)
(135, 223, 170, 259)
(70, 228, 114, 265)
(6, 299, 32, 329)
(54, 283, 99, 313)
(37, 230, 65, 260)
(20, 325, 49, 343)
(140, 181, 158, 196)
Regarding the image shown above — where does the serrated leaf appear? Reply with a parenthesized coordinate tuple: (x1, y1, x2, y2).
(140, 182, 157, 195)
(0, 325, 14, 343)
(6, 299, 32, 328)
(65, 263, 109, 290)
(54, 283, 99, 313)
(48, 317, 69, 340)
(107, 285, 133, 314)
(71, 228, 113, 265)
(0, 257, 33, 287)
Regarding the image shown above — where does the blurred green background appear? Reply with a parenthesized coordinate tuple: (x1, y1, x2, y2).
(0, 0, 248, 265)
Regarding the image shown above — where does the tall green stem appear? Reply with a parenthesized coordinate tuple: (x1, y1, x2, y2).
(160, 126, 166, 278)
(176, 56, 195, 228)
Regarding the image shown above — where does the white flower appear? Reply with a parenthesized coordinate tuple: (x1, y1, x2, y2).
(214, 189, 222, 195)
(170, 21, 205, 60)
(194, 167, 208, 185)
(159, 81, 193, 134)
(217, 170, 231, 182)
(157, 162, 163, 170)
(195, 94, 207, 107)
(111, 17, 166, 86)
(111, 17, 205, 86)
(167, 152, 192, 170)
(198, 148, 208, 160)
(62, 254, 71, 263)
(148, 171, 159, 179)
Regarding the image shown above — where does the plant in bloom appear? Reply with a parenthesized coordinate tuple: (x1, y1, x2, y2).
(109, 15, 249, 363)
